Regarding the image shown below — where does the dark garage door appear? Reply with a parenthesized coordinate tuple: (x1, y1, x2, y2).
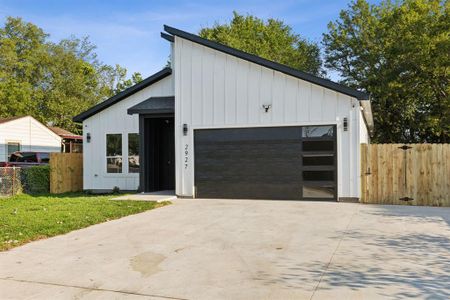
(194, 125, 337, 200)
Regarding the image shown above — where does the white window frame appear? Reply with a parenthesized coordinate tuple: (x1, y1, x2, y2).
(6, 140, 21, 161)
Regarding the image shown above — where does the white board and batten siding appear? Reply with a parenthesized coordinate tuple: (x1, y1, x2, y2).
(174, 36, 365, 199)
(82, 75, 174, 191)
(0, 116, 61, 162)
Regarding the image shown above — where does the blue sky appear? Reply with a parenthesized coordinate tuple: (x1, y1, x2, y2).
(0, 0, 377, 79)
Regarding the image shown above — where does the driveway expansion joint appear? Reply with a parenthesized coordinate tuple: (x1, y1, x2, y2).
(310, 205, 360, 299)
(0, 277, 188, 300)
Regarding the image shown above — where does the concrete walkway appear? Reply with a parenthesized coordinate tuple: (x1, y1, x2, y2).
(1, 199, 450, 299)
(112, 190, 177, 202)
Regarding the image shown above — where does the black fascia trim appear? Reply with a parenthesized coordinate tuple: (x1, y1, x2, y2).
(164, 25, 369, 100)
(73, 68, 172, 122)
(161, 32, 174, 42)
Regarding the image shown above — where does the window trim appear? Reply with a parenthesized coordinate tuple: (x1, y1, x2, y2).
(128, 133, 140, 174)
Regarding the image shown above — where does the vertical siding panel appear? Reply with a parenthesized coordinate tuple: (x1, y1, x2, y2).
(191, 44, 203, 126)
(236, 61, 249, 124)
(284, 77, 297, 123)
(201, 46, 214, 126)
(174, 37, 183, 195)
(338, 94, 352, 197)
(259, 68, 273, 124)
(181, 39, 192, 126)
(213, 52, 226, 125)
(297, 81, 311, 122)
(224, 57, 237, 124)
(247, 64, 261, 124)
(323, 90, 338, 121)
(309, 84, 323, 122)
(271, 72, 285, 123)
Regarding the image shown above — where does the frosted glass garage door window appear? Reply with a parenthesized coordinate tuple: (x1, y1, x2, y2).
(106, 134, 122, 173)
(302, 126, 334, 138)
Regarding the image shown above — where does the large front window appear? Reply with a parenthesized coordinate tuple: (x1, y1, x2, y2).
(106, 134, 122, 173)
(128, 133, 139, 173)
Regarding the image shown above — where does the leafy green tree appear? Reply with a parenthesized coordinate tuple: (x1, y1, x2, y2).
(0, 17, 142, 133)
(323, 0, 449, 143)
(200, 12, 324, 76)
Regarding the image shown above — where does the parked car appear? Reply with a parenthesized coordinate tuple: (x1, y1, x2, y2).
(0, 152, 50, 167)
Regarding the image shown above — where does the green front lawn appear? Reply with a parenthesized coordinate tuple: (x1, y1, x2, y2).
(0, 193, 169, 251)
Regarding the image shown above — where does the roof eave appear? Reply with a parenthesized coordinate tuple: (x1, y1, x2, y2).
(73, 67, 172, 123)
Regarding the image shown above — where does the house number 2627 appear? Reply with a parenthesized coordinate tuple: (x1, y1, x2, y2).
(184, 144, 189, 169)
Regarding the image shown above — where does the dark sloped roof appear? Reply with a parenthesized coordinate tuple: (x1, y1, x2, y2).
(0, 116, 27, 124)
(163, 25, 370, 100)
(127, 96, 174, 115)
(73, 68, 172, 122)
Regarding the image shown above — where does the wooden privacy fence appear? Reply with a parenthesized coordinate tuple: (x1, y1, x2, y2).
(361, 144, 450, 206)
(50, 153, 83, 194)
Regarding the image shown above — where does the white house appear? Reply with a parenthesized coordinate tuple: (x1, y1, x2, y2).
(74, 25, 374, 201)
(0, 116, 62, 162)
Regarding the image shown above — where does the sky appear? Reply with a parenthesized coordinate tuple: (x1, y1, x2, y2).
(0, 0, 378, 79)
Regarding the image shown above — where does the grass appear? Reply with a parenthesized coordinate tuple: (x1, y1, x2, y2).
(0, 193, 169, 251)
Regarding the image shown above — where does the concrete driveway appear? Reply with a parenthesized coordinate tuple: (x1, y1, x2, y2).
(1, 199, 450, 300)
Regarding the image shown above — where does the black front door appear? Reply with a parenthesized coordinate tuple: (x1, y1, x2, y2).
(140, 116, 175, 192)
(158, 118, 175, 190)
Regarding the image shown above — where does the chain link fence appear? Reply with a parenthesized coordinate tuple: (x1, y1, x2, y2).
(0, 167, 22, 196)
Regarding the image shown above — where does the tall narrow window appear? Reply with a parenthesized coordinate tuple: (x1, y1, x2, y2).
(7, 142, 20, 161)
(128, 133, 139, 173)
(106, 134, 122, 173)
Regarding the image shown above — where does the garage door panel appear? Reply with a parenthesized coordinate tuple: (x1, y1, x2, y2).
(195, 182, 301, 200)
(194, 126, 336, 200)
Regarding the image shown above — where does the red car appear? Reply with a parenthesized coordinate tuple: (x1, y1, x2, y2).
(0, 152, 50, 168)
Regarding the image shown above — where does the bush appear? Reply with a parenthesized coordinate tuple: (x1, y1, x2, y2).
(112, 186, 120, 194)
(21, 166, 50, 194)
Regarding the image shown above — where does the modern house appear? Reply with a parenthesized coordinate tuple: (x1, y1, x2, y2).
(0, 116, 62, 162)
(74, 25, 373, 201)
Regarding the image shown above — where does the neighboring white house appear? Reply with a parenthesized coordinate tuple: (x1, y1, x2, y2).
(74, 25, 374, 201)
(0, 116, 62, 162)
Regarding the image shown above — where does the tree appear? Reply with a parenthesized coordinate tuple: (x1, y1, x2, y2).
(200, 12, 324, 76)
(0, 17, 143, 133)
(323, 0, 449, 143)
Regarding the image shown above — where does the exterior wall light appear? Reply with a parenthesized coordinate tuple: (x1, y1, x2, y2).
(262, 104, 271, 113)
(343, 118, 348, 131)
(86, 133, 91, 143)
(183, 124, 188, 136)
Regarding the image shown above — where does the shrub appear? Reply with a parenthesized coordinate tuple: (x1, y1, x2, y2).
(21, 166, 50, 194)
(112, 186, 120, 194)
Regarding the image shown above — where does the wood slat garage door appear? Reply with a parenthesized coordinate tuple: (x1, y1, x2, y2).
(194, 126, 337, 200)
